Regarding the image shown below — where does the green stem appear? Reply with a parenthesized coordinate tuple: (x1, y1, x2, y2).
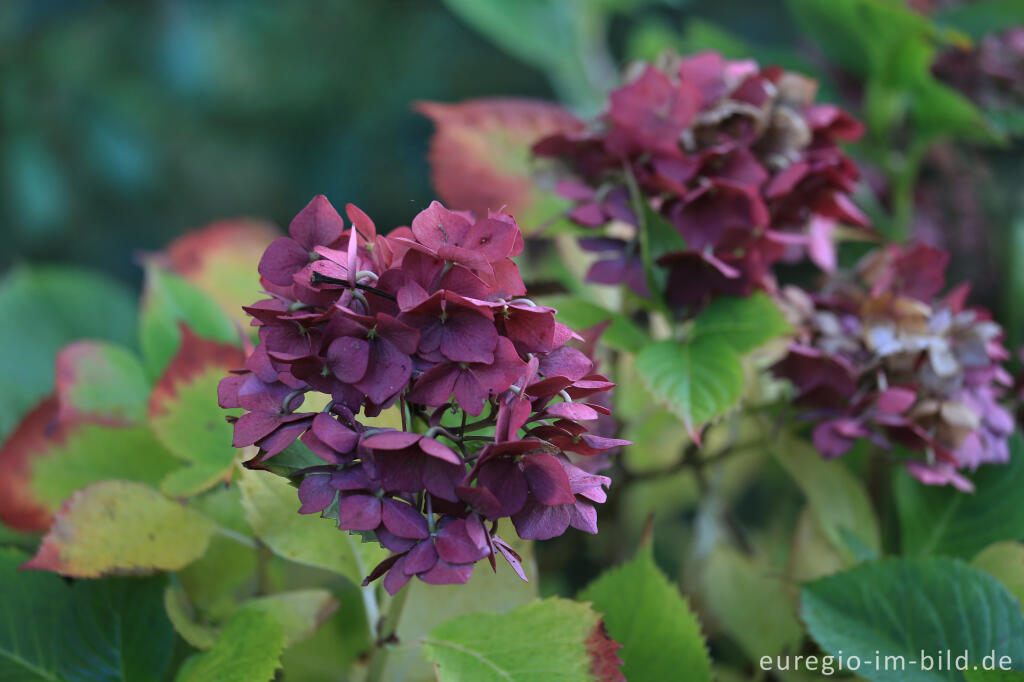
(364, 585, 411, 682)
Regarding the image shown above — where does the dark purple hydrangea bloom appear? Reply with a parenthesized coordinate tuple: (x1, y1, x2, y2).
(773, 242, 1013, 491)
(221, 196, 629, 592)
(534, 51, 871, 309)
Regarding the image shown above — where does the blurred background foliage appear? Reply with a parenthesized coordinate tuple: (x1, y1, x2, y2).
(3, 0, 1024, 654)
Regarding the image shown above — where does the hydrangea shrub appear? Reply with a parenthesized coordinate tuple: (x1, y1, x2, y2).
(221, 196, 627, 592)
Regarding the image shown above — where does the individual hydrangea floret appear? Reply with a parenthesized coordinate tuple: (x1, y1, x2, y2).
(773, 242, 1013, 491)
(220, 195, 629, 592)
(533, 50, 871, 308)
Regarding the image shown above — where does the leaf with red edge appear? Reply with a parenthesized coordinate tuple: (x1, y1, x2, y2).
(162, 219, 279, 328)
(587, 621, 626, 682)
(24, 480, 215, 578)
(0, 397, 67, 531)
(417, 98, 582, 233)
(0, 397, 178, 532)
(422, 598, 622, 681)
(54, 340, 151, 426)
(149, 327, 246, 496)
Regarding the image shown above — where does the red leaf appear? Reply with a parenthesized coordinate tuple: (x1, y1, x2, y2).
(417, 98, 582, 222)
(0, 397, 69, 531)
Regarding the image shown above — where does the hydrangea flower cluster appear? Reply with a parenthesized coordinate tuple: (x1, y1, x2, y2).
(534, 50, 870, 308)
(773, 242, 1013, 491)
(219, 196, 628, 593)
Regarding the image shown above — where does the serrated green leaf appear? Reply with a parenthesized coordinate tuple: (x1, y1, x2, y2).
(237, 467, 386, 585)
(635, 338, 743, 437)
(175, 610, 284, 682)
(423, 598, 609, 682)
(0, 265, 137, 441)
(578, 543, 711, 681)
(149, 330, 244, 497)
(704, 545, 803, 661)
(542, 295, 648, 353)
(971, 542, 1024, 610)
(802, 558, 1024, 682)
(772, 434, 880, 564)
(690, 292, 792, 353)
(385, 536, 539, 681)
(25, 480, 215, 578)
(138, 264, 236, 380)
(896, 433, 1024, 559)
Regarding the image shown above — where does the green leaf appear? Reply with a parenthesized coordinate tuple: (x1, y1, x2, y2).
(578, 543, 711, 681)
(966, 670, 1024, 682)
(542, 295, 648, 353)
(166, 584, 339, 650)
(149, 328, 245, 497)
(0, 265, 137, 441)
(772, 434, 881, 563)
(971, 542, 1024, 609)
(704, 545, 803, 661)
(175, 610, 284, 682)
(29, 423, 180, 519)
(637, 203, 686, 308)
(0, 548, 175, 682)
(385, 536, 539, 680)
(279, 581, 371, 682)
(25, 480, 215, 578)
(690, 292, 793, 353)
(54, 341, 151, 425)
(58, 576, 174, 682)
(802, 558, 1024, 681)
(160, 219, 278, 330)
(238, 589, 340, 647)
(634, 337, 743, 438)
(439, 0, 614, 113)
(423, 598, 613, 682)
(138, 264, 237, 380)
(0, 547, 65, 681)
(933, 0, 1024, 41)
(896, 433, 1024, 559)
(164, 584, 220, 650)
(238, 467, 386, 584)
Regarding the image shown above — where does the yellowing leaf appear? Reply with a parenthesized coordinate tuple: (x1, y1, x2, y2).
(24, 480, 215, 578)
(54, 340, 151, 425)
(423, 598, 619, 682)
(0, 397, 178, 532)
(163, 219, 279, 328)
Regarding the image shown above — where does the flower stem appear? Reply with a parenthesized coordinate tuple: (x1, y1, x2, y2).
(364, 585, 411, 682)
